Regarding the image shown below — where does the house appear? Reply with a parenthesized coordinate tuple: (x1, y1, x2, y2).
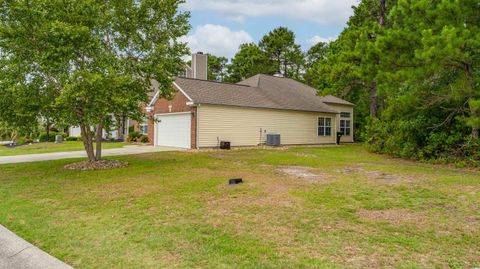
(143, 53, 354, 149)
(68, 117, 133, 141)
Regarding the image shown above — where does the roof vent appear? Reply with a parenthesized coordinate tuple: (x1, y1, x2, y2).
(196, 51, 204, 55)
(273, 72, 284, 78)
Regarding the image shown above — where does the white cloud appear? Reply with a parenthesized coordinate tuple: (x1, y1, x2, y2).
(180, 24, 253, 58)
(225, 15, 246, 23)
(182, 0, 358, 26)
(307, 35, 337, 46)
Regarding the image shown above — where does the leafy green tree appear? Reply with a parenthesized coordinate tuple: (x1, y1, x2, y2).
(304, 0, 395, 139)
(375, 0, 479, 136)
(207, 54, 228, 81)
(0, 56, 46, 141)
(258, 27, 304, 79)
(413, 0, 479, 138)
(305, 42, 329, 66)
(0, 0, 190, 161)
(225, 43, 274, 83)
(349, 0, 390, 118)
(304, 0, 479, 164)
(363, 0, 478, 161)
(304, 42, 329, 86)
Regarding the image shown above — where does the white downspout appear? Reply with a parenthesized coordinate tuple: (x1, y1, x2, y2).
(196, 105, 200, 149)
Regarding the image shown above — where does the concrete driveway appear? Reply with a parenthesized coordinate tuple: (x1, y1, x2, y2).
(0, 225, 72, 269)
(0, 145, 184, 164)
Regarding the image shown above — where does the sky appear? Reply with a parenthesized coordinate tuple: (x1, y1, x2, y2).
(179, 0, 359, 59)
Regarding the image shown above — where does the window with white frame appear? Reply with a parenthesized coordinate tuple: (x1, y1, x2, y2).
(340, 120, 351, 136)
(318, 117, 332, 136)
(139, 118, 148, 135)
(340, 111, 351, 136)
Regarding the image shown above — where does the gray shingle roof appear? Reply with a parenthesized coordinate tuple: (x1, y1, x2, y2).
(172, 74, 344, 113)
(318, 95, 355, 106)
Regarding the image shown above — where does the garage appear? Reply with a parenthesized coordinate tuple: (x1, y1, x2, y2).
(154, 113, 191, 148)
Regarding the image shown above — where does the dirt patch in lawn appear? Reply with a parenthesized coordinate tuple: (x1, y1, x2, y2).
(336, 167, 417, 184)
(292, 152, 319, 158)
(357, 208, 426, 226)
(277, 166, 335, 183)
(335, 167, 367, 174)
(365, 171, 412, 183)
(64, 159, 128, 170)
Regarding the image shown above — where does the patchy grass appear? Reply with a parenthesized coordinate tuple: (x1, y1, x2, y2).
(0, 145, 478, 268)
(0, 141, 127, 156)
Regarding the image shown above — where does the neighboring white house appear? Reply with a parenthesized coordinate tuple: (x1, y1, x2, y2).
(68, 117, 133, 140)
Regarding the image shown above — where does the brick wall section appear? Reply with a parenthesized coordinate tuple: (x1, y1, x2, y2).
(143, 89, 196, 148)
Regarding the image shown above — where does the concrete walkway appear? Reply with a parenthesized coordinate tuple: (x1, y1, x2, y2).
(0, 225, 73, 269)
(0, 145, 183, 164)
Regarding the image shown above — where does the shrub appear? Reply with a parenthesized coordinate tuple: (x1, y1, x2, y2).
(366, 114, 480, 167)
(127, 131, 141, 142)
(140, 135, 149, 143)
(65, 136, 79, 141)
(39, 131, 67, 142)
(16, 137, 33, 145)
(128, 131, 141, 138)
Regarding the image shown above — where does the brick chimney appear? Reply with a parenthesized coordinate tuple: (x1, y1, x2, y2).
(186, 52, 208, 80)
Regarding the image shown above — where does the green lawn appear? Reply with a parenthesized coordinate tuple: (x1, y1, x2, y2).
(0, 141, 127, 156)
(0, 145, 478, 268)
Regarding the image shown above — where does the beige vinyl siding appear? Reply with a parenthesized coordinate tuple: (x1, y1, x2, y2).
(197, 104, 337, 147)
(324, 103, 354, 143)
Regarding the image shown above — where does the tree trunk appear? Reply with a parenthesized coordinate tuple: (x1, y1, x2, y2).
(379, 0, 386, 27)
(470, 99, 479, 139)
(369, 0, 386, 119)
(473, 127, 479, 139)
(277, 54, 281, 74)
(95, 123, 103, 161)
(370, 80, 378, 118)
(79, 122, 96, 161)
(464, 63, 479, 139)
(118, 116, 125, 141)
(46, 119, 50, 142)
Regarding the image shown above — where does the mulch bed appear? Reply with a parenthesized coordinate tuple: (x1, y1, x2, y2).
(2, 142, 30, 148)
(64, 159, 128, 171)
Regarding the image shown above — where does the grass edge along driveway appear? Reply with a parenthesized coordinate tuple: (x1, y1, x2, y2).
(0, 141, 127, 156)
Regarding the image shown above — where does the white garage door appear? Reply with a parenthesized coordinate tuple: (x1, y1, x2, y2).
(155, 113, 191, 148)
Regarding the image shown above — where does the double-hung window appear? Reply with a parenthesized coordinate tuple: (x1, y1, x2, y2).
(318, 117, 332, 136)
(340, 120, 351, 136)
(340, 112, 351, 136)
(139, 118, 148, 135)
